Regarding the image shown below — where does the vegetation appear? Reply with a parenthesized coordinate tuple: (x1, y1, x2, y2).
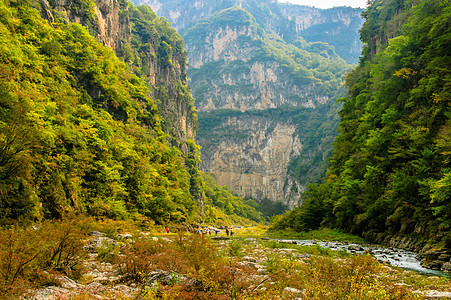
(186, 5, 352, 106)
(184, 2, 353, 199)
(2, 218, 448, 299)
(0, 217, 88, 297)
(139, 0, 363, 64)
(0, 0, 196, 223)
(198, 103, 342, 188)
(0, 0, 264, 226)
(267, 227, 367, 244)
(271, 0, 451, 250)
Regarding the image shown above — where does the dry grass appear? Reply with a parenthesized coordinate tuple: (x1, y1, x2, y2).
(1, 217, 448, 299)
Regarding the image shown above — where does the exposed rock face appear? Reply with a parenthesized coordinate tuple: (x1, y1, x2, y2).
(41, 0, 196, 151)
(135, 0, 224, 33)
(133, 0, 363, 64)
(39, 0, 203, 208)
(187, 23, 323, 112)
(200, 116, 303, 207)
(130, 0, 358, 206)
(187, 6, 348, 205)
(188, 26, 255, 69)
(41, 0, 130, 50)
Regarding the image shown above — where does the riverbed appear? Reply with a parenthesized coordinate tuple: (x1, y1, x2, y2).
(277, 239, 451, 278)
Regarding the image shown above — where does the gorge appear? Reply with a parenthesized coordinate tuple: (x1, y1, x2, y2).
(133, 0, 364, 207)
(0, 0, 450, 298)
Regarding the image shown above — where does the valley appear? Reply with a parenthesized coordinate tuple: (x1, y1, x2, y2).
(0, 0, 450, 298)
(7, 220, 451, 299)
(133, 0, 364, 206)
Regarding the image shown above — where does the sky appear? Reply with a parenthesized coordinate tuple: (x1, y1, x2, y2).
(278, 0, 368, 9)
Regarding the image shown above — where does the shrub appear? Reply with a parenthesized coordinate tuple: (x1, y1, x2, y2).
(38, 219, 87, 276)
(0, 225, 44, 297)
(0, 217, 88, 298)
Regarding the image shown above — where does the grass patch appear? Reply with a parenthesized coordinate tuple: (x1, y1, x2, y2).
(232, 225, 268, 238)
(267, 227, 367, 243)
(261, 239, 350, 258)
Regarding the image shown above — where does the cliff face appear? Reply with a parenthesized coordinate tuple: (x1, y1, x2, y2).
(133, 0, 363, 64)
(39, 0, 203, 209)
(128, 0, 357, 206)
(277, 5, 363, 63)
(199, 115, 303, 207)
(135, 0, 226, 33)
(190, 6, 352, 206)
(41, 0, 196, 151)
(41, 0, 128, 49)
(186, 24, 325, 112)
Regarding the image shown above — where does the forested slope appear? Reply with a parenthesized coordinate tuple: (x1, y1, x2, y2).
(271, 0, 451, 266)
(0, 0, 263, 225)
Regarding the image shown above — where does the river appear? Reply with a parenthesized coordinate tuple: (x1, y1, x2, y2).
(282, 239, 451, 278)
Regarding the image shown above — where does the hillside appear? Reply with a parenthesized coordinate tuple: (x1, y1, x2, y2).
(271, 0, 451, 271)
(133, 0, 361, 207)
(0, 0, 264, 225)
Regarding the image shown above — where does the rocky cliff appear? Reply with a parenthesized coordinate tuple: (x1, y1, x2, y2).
(185, 17, 329, 112)
(38, 0, 203, 208)
(199, 114, 303, 207)
(40, 0, 196, 153)
(128, 0, 358, 206)
(133, 0, 363, 64)
(277, 5, 363, 64)
(121, 0, 361, 206)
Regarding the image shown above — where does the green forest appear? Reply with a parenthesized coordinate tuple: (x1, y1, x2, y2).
(271, 0, 451, 251)
(0, 0, 265, 226)
(1, 0, 450, 252)
(1, 0, 451, 298)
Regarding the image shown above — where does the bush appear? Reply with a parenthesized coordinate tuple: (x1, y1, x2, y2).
(0, 217, 88, 298)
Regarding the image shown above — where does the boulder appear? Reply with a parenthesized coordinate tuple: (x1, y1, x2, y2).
(116, 233, 133, 239)
(84, 236, 116, 252)
(282, 287, 303, 298)
(441, 262, 451, 272)
(57, 275, 81, 289)
(89, 231, 106, 237)
(86, 282, 106, 293)
(423, 290, 451, 298)
(147, 269, 187, 286)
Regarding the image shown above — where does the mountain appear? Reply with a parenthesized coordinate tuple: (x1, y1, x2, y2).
(0, 0, 264, 224)
(271, 0, 451, 270)
(132, 0, 364, 64)
(132, 0, 362, 207)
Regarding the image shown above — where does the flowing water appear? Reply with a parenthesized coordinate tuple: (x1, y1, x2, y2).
(286, 239, 451, 278)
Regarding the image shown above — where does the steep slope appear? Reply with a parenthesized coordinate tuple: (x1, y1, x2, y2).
(276, 4, 363, 64)
(188, 7, 350, 207)
(0, 0, 195, 223)
(0, 0, 264, 225)
(132, 0, 356, 207)
(271, 0, 451, 270)
(41, 0, 196, 154)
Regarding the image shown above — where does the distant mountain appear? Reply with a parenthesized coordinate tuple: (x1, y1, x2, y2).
(133, 0, 364, 64)
(132, 0, 363, 207)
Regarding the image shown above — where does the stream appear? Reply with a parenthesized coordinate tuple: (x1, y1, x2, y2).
(283, 239, 450, 278)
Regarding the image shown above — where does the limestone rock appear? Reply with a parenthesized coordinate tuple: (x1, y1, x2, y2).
(282, 287, 303, 298)
(423, 290, 451, 298)
(441, 262, 451, 272)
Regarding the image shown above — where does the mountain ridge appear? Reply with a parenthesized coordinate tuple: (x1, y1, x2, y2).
(134, 0, 359, 206)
